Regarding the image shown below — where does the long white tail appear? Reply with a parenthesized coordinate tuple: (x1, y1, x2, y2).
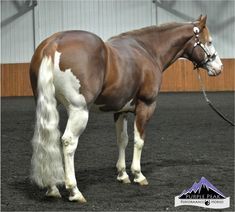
(31, 55, 64, 188)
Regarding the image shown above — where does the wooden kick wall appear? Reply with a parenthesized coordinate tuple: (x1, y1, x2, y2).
(1, 59, 234, 97)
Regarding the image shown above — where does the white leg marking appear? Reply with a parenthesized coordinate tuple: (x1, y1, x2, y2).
(53, 51, 88, 202)
(131, 122, 148, 185)
(115, 114, 130, 183)
(62, 105, 88, 203)
(62, 106, 88, 190)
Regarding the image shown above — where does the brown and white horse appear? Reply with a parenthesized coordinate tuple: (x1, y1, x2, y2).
(30, 15, 223, 202)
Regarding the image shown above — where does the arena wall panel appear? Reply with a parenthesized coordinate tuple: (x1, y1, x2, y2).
(1, 1, 234, 63)
(1, 59, 234, 97)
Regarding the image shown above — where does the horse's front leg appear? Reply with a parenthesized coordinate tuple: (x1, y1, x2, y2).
(114, 113, 130, 184)
(131, 100, 156, 185)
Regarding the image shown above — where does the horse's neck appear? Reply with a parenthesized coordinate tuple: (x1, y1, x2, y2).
(136, 24, 193, 71)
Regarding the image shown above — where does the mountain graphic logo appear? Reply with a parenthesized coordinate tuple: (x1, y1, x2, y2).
(174, 177, 230, 209)
(179, 177, 225, 199)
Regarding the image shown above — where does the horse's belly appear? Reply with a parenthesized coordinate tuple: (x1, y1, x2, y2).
(90, 99, 135, 113)
(118, 99, 135, 112)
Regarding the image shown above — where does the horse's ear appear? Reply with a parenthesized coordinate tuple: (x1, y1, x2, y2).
(196, 14, 203, 21)
(199, 15, 207, 30)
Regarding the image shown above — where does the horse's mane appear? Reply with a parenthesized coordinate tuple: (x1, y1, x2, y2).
(109, 22, 184, 40)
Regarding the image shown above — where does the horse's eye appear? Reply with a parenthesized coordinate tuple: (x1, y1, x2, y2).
(208, 41, 212, 46)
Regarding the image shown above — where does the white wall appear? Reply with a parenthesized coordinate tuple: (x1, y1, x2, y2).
(1, 0, 155, 63)
(35, 0, 155, 45)
(1, 0, 234, 63)
(1, 0, 34, 63)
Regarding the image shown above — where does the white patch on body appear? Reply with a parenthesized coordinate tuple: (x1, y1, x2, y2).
(53, 51, 86, 108)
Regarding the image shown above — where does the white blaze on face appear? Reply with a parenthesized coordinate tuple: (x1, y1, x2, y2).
(205, 36, 223, 76)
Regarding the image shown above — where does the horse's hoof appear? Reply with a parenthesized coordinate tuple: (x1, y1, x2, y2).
(117, 172, 131, 184)
(138, 178, 149, 186)
(46, 188, 62, 198)
(134, 178, 149, 186)
(69, 193, 87, 203)
(118, 176, 131, 184)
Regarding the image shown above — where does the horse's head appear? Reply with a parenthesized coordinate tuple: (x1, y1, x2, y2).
(185, 15, 223, 76)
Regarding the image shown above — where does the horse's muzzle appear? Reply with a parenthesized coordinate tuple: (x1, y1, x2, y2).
(207, 65, 223, 76)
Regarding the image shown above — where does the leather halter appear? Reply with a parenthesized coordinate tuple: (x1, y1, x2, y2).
(190, 26, 217, 69)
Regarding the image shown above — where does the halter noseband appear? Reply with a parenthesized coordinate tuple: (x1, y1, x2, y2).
(190, 25, 217, 69)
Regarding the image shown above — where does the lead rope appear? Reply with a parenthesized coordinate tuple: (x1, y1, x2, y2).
(196, 69, 235, 126)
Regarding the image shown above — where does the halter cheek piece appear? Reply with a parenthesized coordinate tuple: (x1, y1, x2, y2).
(190, 26, 217, 69)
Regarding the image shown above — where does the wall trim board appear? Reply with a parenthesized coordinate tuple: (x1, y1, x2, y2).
(1, 63, 32, 96)
(161, 59, 235, 92)
(1, 59, 234, 97)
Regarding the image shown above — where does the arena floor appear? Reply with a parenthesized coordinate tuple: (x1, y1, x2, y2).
(1, 92, 234, 211)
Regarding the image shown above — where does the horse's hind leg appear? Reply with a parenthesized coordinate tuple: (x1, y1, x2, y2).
(46, 185, 61, 198)
(62, 105, 88, 202)
(114, 113, 130, 184)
